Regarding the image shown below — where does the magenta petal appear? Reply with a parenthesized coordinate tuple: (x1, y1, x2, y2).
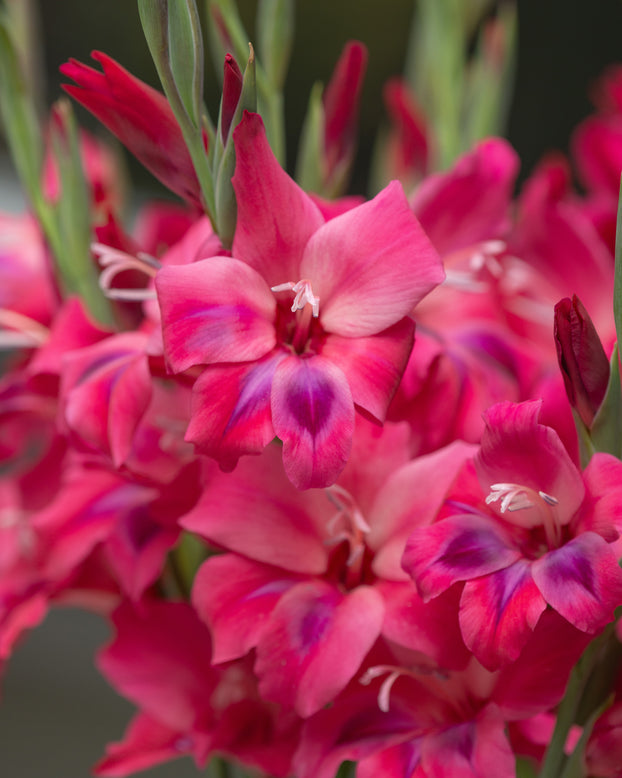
(318, 317, 415, 422)
(420, 705, 516, 778)
(180, 444, 331, 573)
(271, 355, 354, 489)
(301, 180, 443, 337)
(192, 554, 301, 663)
(255, 581, 384, 717)
(94, 712, 190, 777)
(476, 400, 585, 525)
(532, 533, 622, 632)
(459, 561, 546, 670)
(402, 514, 519, 601)
(155, 257, 276, 373)
(185, 352, 284, 468)
(232, 112, 324, 288)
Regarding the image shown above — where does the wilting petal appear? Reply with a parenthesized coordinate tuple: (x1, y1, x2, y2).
(255, 581, 384, 717)
(459, 561, 547, 670)
(272, 355, 354, 489)
(180, 444, 331, 573)
(318, 317, 415, 422)
(476, 400, 585, 525)
(61, 52, 202, 206)
(301, 180, 443, 337)
(232, 112, 324, 287)
(185, 352, 285, 468)
(192, 554, 301, 663)
(402, 514, 519, 601)
(156, 257, 276, 373)
(532, 533, 622, 632)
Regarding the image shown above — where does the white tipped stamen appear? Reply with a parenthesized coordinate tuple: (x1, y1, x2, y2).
(271, 279, 319, 317)
(486, 483, 559, 513)
(92, 243, 160, 301)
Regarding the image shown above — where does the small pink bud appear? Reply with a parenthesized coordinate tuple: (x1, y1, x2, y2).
(554, 295, 610, 427)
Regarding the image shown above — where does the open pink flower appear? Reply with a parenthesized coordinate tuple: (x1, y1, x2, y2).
(402, 400, 622, 670)
(156, 112, 443, 489)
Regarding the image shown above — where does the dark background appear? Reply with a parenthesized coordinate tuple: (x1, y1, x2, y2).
(3, 1, 622, 776)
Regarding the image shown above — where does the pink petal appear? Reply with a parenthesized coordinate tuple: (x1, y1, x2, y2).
(232, 112, 324, 287)
(410, 138, 519, 256)
(377, 580, 470, 670)
(476, 399, 585, 525)
(459, 561, 546, 670)
(531, 533, 622, 632)
(318, 317, 415, 422)
(301, 180, 444, 337)
(271, 355, 354, 489)
(192, 554, 301, 663)
(255, 581, 384, 717)
(155, 256, 276, 373)
(97, 601, 216, 733)
(420, 705, 516, 778)
(185, 352, 284, 468)
(94, 712, 192, 777)
(370, 441, 476, 581)
(180, 444, 331, 573)
(402, 514, 520, 601)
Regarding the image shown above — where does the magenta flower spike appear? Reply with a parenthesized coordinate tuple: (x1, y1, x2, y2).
(156, 111, 444, 489)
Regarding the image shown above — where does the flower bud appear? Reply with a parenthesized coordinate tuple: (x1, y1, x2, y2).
(554, 295, 609, 427)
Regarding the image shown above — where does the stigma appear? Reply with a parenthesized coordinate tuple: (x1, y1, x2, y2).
(271, 279, 320, 317)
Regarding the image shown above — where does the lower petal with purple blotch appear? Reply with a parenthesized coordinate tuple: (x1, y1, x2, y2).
(459, 560, 546, 671)
(531, 532, 622, 632)
(271, 355, 354, 489)
(402, 514, 520, 602)
(186, 351, 285, 470)
(254, 580, 384, 717)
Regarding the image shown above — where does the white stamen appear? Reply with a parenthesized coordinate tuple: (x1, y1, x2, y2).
(271, 279, 319, 317)
(92, 243, 160, 301)
(486, 483, 559, 513)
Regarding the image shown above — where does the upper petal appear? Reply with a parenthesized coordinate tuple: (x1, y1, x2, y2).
(155, 256, 276, 373)
(232, 112, 325, 287)
(301, 180, 444, 337)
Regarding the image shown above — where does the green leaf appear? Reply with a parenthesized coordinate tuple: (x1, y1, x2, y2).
(590, 343, 622, 459)
(257, 0, 294, 90)
(167, 0, 204, 127)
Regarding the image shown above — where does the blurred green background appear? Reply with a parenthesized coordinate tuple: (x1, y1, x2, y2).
(3, 1, 622, 776)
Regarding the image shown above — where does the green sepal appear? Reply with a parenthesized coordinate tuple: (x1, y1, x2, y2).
(590, 343, 622, 459)
(295, 81, 325, 193)
(138, 0, 217, 225)
(257, 0, 294, 91)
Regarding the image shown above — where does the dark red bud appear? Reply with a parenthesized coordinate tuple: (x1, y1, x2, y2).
(554, 295, 610, 427)
(221, 53, 243, 143)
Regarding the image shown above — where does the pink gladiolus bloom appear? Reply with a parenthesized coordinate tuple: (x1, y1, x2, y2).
(61, 52, 203, 207)
(403, 400, 622, 670)
(156, 112, 443, 489)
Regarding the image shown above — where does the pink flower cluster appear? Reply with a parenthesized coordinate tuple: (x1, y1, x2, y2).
(3, 43, 622, 778)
